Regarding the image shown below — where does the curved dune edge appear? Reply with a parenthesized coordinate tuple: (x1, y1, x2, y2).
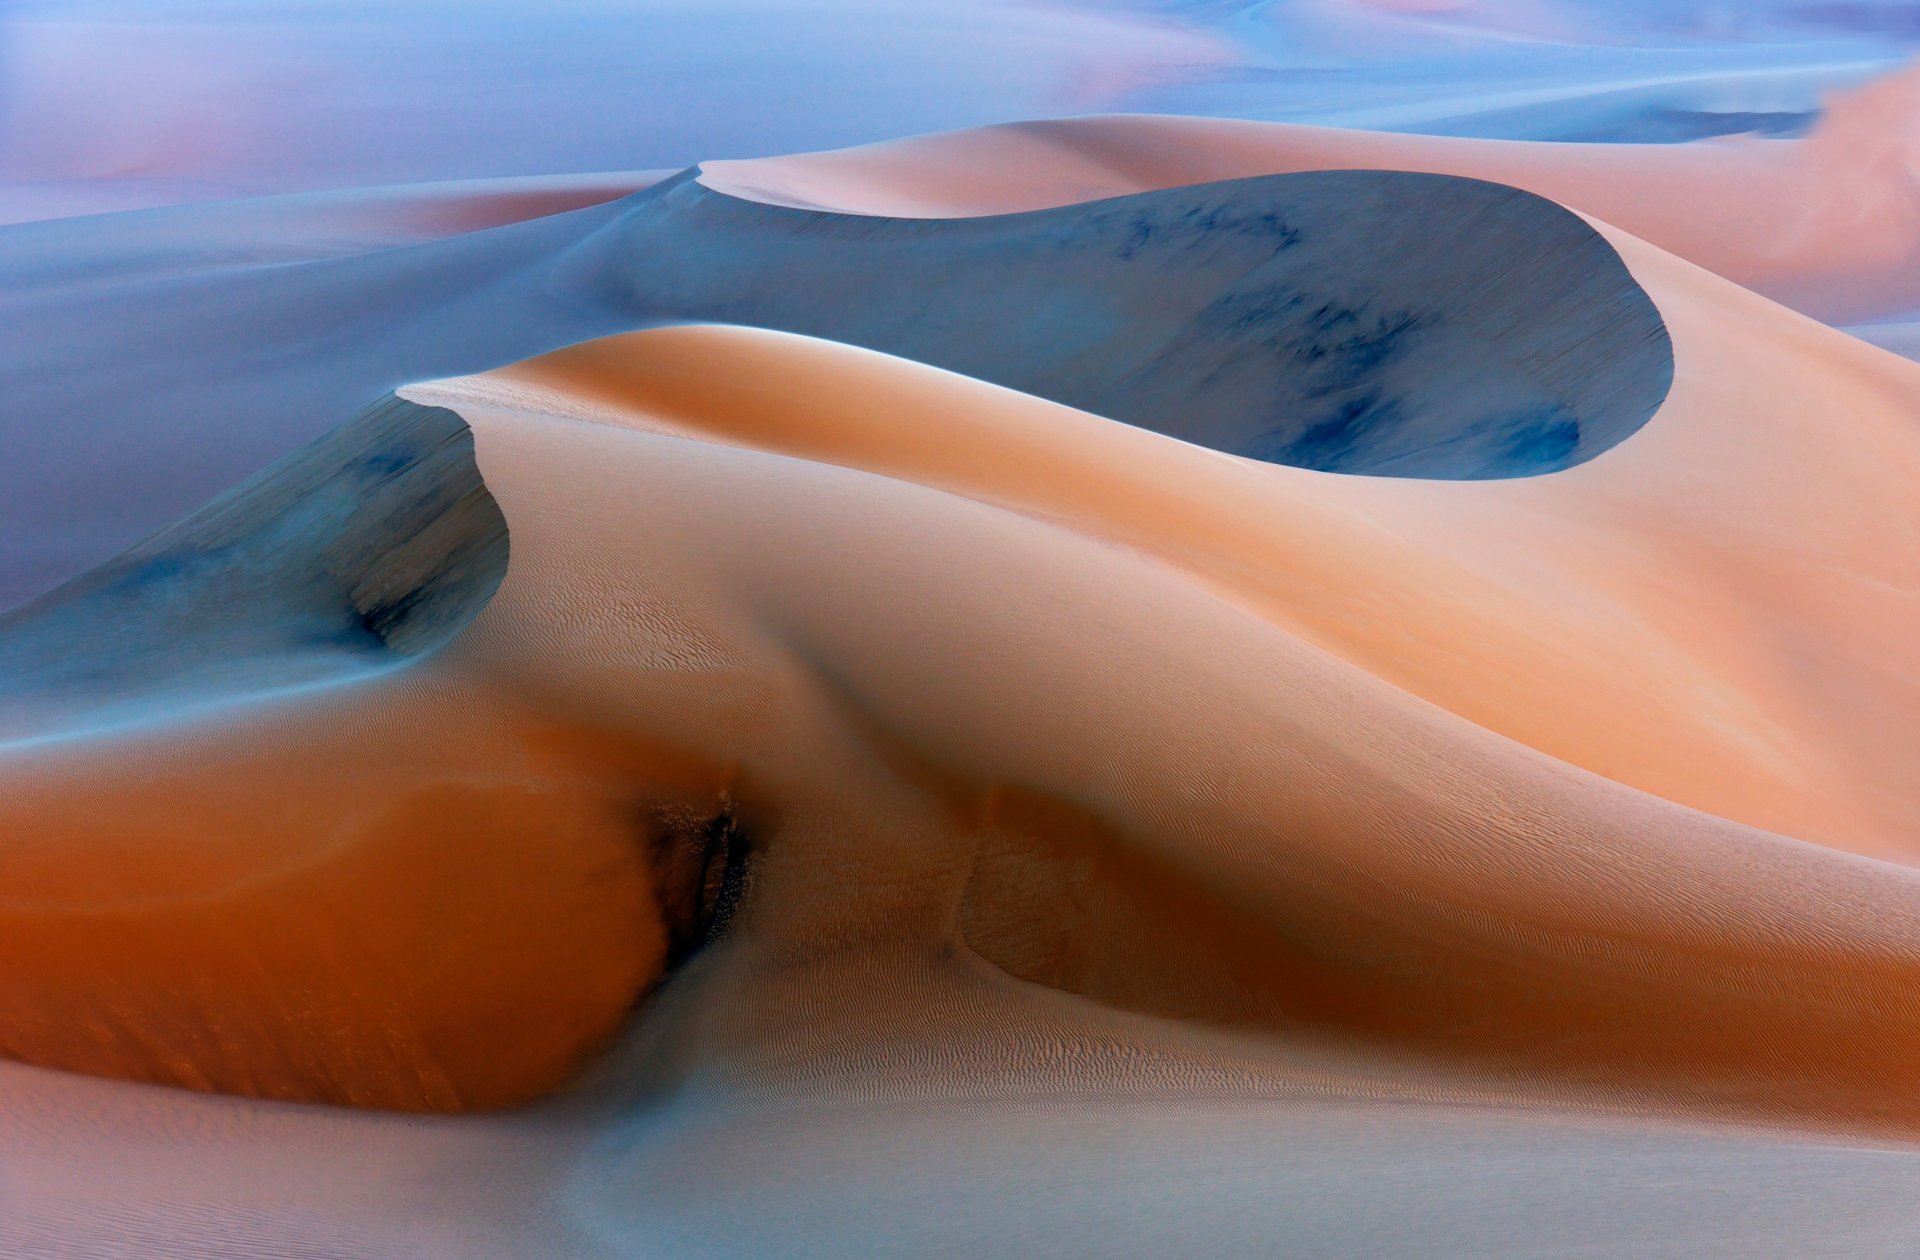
(574, 168, 1674, 478)
(0, 396, 509, 743)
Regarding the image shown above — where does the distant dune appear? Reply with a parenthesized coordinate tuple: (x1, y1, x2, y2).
(701, 96, 1920, 323)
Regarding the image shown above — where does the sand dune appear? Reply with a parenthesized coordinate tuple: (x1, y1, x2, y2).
(0, 161, 1669, 608)
(9, 55, 1920, 1257)
(17, 89, 1919, 604)
(432, 218, 1920, 864)
(6, 201, 1920, 1127)
(397, 303, 1920, 1132)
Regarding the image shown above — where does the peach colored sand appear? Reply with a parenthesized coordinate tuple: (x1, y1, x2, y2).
(0, 694, 675, 1109)
(9, 117, 1920, 1253)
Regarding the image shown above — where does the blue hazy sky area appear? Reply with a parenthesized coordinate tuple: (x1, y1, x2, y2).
(0, 0, 1917, 219)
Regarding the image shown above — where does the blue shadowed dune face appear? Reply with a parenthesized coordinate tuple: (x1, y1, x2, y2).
(585, 168, 1675, 478)
(0, 397, 507, 741)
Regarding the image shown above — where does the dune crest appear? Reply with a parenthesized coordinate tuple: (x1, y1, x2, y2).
(575, 169, 1672, 477)
(0, 396, 506, 742)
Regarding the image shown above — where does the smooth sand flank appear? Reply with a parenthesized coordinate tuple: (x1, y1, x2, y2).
(445, 277, 1920, 865)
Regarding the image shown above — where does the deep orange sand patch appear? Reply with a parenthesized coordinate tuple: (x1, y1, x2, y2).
(0, 695, 697, 1109)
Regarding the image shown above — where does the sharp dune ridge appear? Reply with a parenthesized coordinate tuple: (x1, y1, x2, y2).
(566, 168, 1675, 477)
(0, 396, 507, 741)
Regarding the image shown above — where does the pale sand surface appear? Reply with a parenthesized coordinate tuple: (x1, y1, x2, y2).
(7, 1058, 1920, 1258)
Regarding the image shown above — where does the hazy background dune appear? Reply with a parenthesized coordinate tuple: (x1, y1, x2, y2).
(8, 0, 1920, 222)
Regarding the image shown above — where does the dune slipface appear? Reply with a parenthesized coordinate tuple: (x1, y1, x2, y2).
(576, 169, 1675, 476)
(0, 397, 506, 739)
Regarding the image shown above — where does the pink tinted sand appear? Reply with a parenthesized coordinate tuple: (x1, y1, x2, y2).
(702, 70, 1920, 322)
